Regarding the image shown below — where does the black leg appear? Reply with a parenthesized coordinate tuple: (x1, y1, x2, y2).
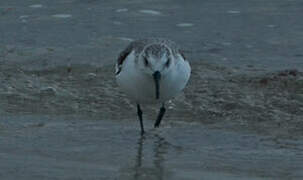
(137, 104, 144, 135)
(154, 103, 166, 128)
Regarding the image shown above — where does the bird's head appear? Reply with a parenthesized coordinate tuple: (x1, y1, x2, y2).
(138, 44, 174, 99)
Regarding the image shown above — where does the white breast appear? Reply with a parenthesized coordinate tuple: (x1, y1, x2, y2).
(116, 52, 191, 104)
(160, 55, 191, 101)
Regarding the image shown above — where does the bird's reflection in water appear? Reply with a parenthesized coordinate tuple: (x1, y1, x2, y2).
(133, 133, 173, 180)
(134, 135, 145, 179)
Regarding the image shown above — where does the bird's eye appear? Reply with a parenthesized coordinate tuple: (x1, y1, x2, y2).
(144, 57, 149, 66)
(165, 58, 170, 67)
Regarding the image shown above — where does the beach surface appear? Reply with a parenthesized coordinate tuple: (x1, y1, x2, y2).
(1, 0, 303, 179)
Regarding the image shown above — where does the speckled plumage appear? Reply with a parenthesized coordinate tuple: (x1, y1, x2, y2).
(116, 38, 185, 73)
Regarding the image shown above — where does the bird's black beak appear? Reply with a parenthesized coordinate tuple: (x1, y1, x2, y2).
(153, 71, 161, 99)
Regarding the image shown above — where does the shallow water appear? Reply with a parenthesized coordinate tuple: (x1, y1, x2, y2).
(1, 115, 303, 180)
(1, 62, 303, 179)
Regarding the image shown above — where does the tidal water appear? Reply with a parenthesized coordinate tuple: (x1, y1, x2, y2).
(1, 0, 303, 179)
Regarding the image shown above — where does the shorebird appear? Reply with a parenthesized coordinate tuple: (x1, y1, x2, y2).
(115, 38, 191, 134)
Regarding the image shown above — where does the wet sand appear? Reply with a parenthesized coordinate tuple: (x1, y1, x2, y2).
(1, 114, 303, 180)
(1, 0, 303, 179)
(1, 63, 303, 180)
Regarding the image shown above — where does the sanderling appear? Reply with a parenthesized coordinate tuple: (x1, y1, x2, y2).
(115, 38, 191, 134)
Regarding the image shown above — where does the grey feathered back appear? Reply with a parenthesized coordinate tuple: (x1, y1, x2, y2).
(117, 38, 184, 66)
